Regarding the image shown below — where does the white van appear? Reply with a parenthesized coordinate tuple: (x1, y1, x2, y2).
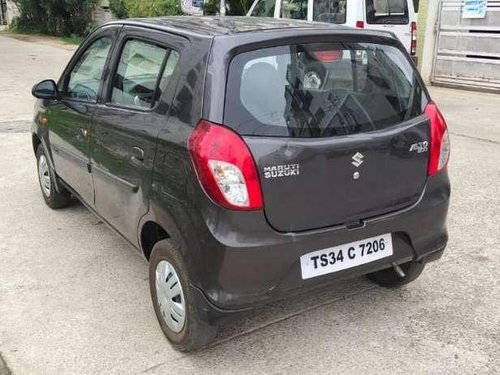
(247, 0, 418, 62)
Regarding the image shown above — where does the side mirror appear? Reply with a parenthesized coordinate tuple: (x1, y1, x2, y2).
(32, 79, 59, 100)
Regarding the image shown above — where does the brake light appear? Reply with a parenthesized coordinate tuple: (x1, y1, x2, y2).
(410, 21, 417, 55)
(425, 102, 450, 176)
(356, 20, 365, 28)
(313, 50, 342, 62)
(188, 120, 263, 210)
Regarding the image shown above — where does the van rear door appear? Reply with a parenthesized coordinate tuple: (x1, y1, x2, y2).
(223, 39, 430, 232)
(364, 0, 413, 54)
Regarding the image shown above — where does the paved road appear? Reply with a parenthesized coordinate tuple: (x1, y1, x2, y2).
(0, 33, 499, 375)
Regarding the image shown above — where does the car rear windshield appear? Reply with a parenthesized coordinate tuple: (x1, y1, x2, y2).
(224, 42, 427, 137)
(366, 0, 409, 25)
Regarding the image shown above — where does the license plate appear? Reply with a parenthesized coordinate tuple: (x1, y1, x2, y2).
(300, 233, 393, 280)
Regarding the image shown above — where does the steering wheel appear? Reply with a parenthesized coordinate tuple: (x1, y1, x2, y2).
(71, 83, 97, 101)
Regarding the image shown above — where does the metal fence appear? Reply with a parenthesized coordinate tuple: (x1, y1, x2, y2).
(431, 0, 500, 92)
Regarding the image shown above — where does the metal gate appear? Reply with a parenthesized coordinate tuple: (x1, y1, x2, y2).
(431, 0, 500, 92)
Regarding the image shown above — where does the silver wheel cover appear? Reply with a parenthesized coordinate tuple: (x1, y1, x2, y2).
(38, 155, 51, 197)
(155, 260, 186, 333)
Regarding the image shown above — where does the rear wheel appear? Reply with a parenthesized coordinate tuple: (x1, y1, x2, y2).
(367, 261, 426, 288)
(36, 145, 72, 209)
(149, 239, 217, 352)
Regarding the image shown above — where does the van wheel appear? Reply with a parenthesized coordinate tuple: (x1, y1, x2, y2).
(36, 145, 72, 209)
(149, 239, 217, 352)
(367, 261, 426, 288)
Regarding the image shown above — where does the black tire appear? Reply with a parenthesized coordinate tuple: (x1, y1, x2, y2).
(36, 145, 72, 209)
(367, 261, 426, 288)
(149, 239, 217, 352)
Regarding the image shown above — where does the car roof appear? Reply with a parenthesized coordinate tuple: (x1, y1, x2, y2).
(109, 16, 350, 38)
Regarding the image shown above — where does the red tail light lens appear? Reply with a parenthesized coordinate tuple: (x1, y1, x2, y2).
(188, 120, 263, 210)
(425, 102, 450, 176)
(356, 21, 365, 28)
(410, 22, 417, 55)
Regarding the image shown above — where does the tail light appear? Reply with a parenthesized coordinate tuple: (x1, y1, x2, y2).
(188, 120, 263, 210)
(356, 20, 365, 28)
(410, 21, 417, 55)
(425, 102, 450, 176)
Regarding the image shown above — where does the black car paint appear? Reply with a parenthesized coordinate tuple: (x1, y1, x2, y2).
(32, 16, 450, 319)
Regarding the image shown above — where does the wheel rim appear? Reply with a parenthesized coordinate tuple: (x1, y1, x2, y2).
(38, 155, 51, 197)
(155, 260, 186, 333)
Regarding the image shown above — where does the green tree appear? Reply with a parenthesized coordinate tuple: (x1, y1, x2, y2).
(109, 0, 129, 19)
(124, 0, 181, 17)
(13, 0, 98, 36)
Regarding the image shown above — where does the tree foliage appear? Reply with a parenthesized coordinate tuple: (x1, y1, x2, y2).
(109, 0, 128, 19)
(110, 0, 181, 18)
(109, 0, 253, 18)
(12, 0, 98, 36)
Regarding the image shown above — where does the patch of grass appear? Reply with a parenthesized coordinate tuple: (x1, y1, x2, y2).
(61, 35, 84, 45)
(9, 22, 83, 45)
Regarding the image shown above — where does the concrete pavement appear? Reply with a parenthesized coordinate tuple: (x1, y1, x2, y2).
(0, 33, 499, 374)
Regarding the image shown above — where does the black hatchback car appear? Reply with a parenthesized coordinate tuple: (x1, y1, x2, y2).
(31, 16, 450, 351)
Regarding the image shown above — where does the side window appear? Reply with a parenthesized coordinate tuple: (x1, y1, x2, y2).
(281, 0, 307, 19)
(251, 0, 276, 17)
(110, 39, 179, 109)
(66, 37, 112, 102)
(366, 0, 409, 24)
(313, 0, 347, 24)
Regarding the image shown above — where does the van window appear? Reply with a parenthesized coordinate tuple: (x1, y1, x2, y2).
(281, 0, 307, 20)
(365, 0, 409, 25)
(225, 42, 426, 137)
(251, 0, 276, 17)
(313, 0, 347, 24)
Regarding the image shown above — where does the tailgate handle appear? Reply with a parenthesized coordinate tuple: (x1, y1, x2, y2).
(346, 220, 365, 230)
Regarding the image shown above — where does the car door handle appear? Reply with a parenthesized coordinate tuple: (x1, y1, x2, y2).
(131, 146, 144, 163)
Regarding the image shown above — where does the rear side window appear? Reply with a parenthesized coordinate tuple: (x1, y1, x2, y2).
(224, 42, 426, 137)
(251, 0, 276, 17)
(313, 0, 347, 24)
(110, 39, 179, 109)
(281, 0, 307, 20)
(366, 0, 409, 24)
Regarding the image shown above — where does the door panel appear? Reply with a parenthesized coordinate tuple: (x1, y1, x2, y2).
(49, 102, 93, 202)
(90, 27, 185, 245)
(91, 110, 163, 243)
(48, 32, 116, 204)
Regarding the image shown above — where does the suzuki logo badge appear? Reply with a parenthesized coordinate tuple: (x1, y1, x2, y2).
(352, 152, 364, 167)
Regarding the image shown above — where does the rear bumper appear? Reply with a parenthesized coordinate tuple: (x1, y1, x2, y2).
(194, 171, 450, 315)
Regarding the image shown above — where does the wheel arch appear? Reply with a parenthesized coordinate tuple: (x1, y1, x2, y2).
(138, 197, 207, 288)
(140, 221, 171, 261)
(32, 133, 42, 155)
